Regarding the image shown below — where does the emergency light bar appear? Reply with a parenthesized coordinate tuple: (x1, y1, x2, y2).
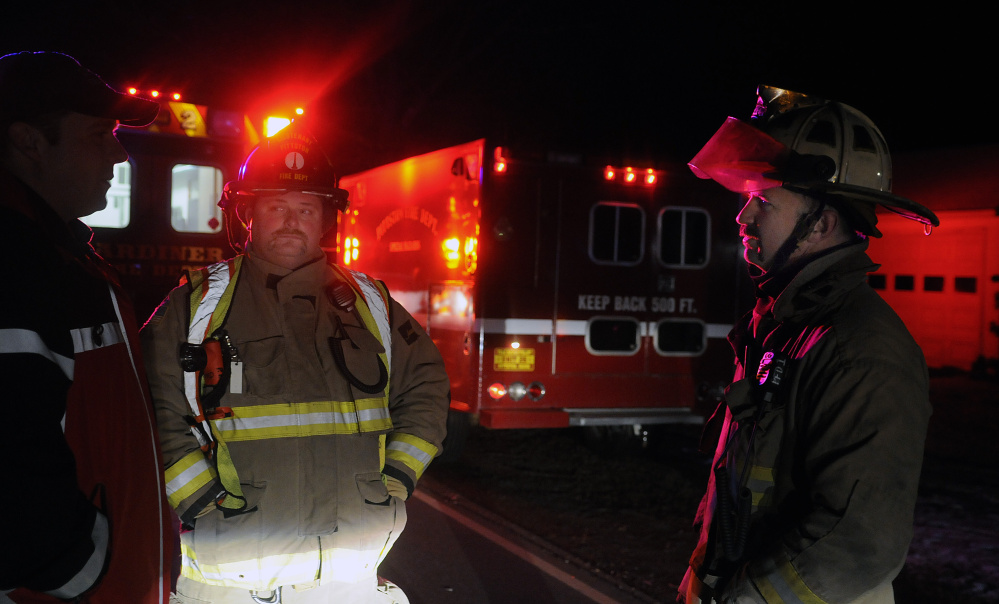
(127, 87, 182, 102)
(126, 85, 304, 139)
(604, 165, 659, 186)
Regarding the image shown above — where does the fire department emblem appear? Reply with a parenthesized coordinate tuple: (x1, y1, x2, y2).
(285, 151, 305, 170)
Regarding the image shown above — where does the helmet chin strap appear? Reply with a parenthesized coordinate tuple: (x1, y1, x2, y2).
(224, 199, 250, 254)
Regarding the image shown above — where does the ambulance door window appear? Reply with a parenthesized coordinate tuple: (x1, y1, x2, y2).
(658, 207, 710, 268)
(586, 317, 641, 356)
(654, 319, 706, 356)
(82, 160, 132, 228)
(171, 164, 224, 233)
(589, 202, 645, 265)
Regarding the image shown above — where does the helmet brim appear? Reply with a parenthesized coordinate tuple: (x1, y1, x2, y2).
(218, 181, 349, 239)
(784, 181, 940, 230)
(219, 181, 349, 213)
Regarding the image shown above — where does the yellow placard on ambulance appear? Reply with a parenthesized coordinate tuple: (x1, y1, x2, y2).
(494, 347, 535, 371)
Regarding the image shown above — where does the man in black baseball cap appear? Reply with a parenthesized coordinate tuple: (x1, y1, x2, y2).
(0, 52, 173, 603)
(0, 50, 159, 127)
(0, 51, 159, 220)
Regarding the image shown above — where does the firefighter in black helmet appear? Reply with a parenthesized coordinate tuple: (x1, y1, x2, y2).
(142, 122, 448, 604)
(218, 123, 349, 252)
(678, 87, 934, 604)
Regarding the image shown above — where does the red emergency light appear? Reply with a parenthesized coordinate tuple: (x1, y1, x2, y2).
(603, 165, 660, 186)
(486, 380, 546, 402)
(127, 87, 181, 102)
(493, 147, 509, 173)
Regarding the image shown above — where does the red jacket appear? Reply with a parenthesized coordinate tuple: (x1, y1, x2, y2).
(0, 169, 174, 603)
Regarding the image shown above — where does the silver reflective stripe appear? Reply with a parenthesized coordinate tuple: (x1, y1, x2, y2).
(387, 439, 433, 466)
(46, 511, 109, 599)
(351, 271, 392, 370)
(188, 263, 234, 345)
(0, 328, 75, 379)
(477, 318, 553, 335)
(766, 571, 806, 604)
(165, 456, 213, 498)
(213, 405, 392, 435)
(69, 321, 124, 353)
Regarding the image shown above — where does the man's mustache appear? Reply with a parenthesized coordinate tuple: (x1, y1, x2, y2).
(273, 228, 307, 239)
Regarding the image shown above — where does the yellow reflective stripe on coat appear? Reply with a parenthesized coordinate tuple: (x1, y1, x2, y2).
(747, 464, 775, 509)
(212, 400, 393, 441)
(180, 542, 320, 590)
(386, 432, 438, 479)
(754, 553, 828, 604)
(165, 450, 217, 509)
(179, 539, 384, 589)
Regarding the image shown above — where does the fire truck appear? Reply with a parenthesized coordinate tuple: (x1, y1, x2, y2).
(83, 94, 293, 320)
(332, 139, 749, 457)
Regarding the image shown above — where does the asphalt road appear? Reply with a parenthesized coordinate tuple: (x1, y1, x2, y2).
(379, 480, 655, 604)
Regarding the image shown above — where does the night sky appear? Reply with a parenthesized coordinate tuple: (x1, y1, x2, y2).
(3, 1, 994, 173)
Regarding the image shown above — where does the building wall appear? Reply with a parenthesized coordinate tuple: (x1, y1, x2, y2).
(868, 209, 999, 370)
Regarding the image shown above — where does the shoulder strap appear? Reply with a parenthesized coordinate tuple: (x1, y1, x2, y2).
(329, 263, 392, 373)
(182, 256, 252, 516)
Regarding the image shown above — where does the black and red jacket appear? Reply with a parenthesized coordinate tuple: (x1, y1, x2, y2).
(0, 168, 173, 603)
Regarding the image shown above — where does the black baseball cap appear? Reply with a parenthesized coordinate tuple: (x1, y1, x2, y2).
(0, 51, 159, 127)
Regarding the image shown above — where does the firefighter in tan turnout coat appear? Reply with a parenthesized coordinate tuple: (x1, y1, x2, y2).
(678, 87, 939, 604)
(141, 124, 450, 603)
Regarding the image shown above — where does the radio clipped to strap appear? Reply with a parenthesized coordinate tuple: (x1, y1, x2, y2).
(179, 331, 243, 405)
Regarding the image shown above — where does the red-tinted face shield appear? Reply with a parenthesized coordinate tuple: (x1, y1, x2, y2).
(688, 117, 788, 193)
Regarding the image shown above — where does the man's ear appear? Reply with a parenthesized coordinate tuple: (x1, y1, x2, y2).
(810, 208, 842, 241)
(6, 121, 46, 161)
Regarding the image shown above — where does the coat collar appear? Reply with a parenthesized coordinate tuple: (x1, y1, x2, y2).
(242, 248, 331, 302)
(762, 240, 878, 324)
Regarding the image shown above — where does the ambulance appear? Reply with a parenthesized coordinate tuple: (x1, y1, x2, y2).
(331, 139, 749, 457)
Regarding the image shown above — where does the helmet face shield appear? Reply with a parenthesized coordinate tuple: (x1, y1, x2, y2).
(688, 117, 787, 193)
